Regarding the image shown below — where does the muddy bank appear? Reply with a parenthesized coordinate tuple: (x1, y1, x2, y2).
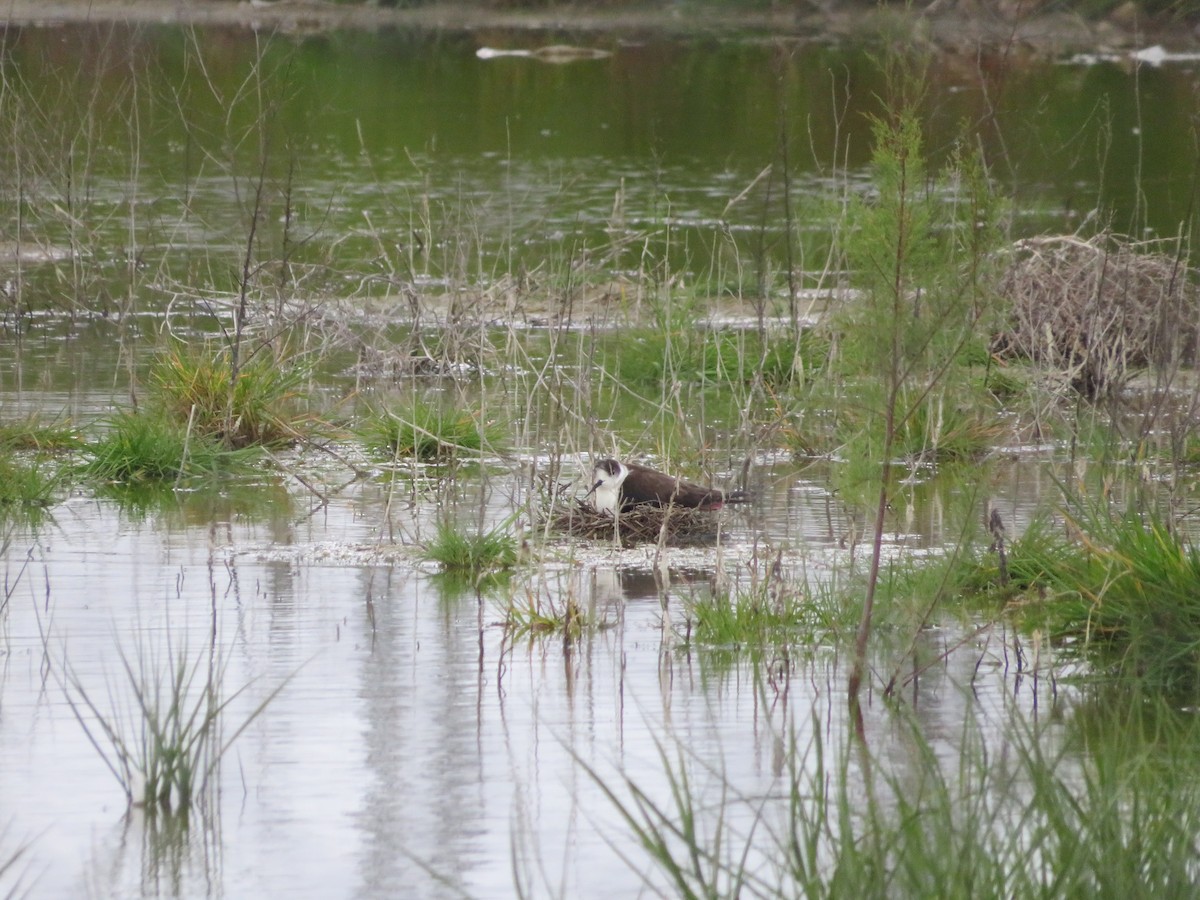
(0, 0, 1191, 55)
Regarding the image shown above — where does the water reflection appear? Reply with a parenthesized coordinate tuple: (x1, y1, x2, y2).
(1, 22, 1197, 347)
(0, 451, 1074, 898)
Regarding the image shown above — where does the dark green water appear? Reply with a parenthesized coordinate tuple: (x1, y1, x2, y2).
(1, 23, 1197, 324)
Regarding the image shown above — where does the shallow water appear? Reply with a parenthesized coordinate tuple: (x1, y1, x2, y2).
(0, 435, 1063, 897)
(0, 19, 1196, 898)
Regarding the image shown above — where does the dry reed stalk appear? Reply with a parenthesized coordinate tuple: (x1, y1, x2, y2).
(997, 233, 1198, 399)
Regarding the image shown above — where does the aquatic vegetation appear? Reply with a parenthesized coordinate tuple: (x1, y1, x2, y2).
(149, 345, 309, 449)
(894, 390, 1005, 464)
(978, 508, 1200, 693)
(837, 98, 1004, 703)
(0, 413, 83, 453)
(597, 696, 1200, 897)
(4, 14, 1200, 899)
(978, 363, 1027, 403)
(61, 637, 289, 813)
(499, 592, 596, 642)
(682, 583, 811, 649)
(0, 453, 59, 507)
(422, 522, 518, 578)
(82, 412, 261, 484)
(597, 325, 822, 392)
(361, 402, 498, 461)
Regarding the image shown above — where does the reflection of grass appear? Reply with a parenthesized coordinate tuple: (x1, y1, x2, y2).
(0, 826, 33, 896)
(431, 568, 512, 601)
(150, 345, 308, 449)
(499, 593, 599, 641)
(362, 402, 497, 460)
(95, 478, 291, 525)
(82, 412, 261, 484)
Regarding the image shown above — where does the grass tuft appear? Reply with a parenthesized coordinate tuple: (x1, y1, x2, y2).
(149, 345, 308, 449)
(82, 412, 261, 484)
(684, 583, 812, 649)
(600, 326, 825, 390)
(423, 522, 517, 579)
(361, 402, 497, 461)
(896, 392, 1005, 464)
(0, 453, 59, 507)
(62, 637, 290, 813)
(499, 592, 601, 641)
(0, 413, 83, 453)
(958, 504, 1200, 693)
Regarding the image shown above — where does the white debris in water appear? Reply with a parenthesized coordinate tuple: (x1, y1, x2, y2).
(232, 541, 422, 566)
(1065, 44, 1200, 67)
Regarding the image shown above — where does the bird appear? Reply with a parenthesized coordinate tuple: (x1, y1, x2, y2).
(584, 458, 749, 515)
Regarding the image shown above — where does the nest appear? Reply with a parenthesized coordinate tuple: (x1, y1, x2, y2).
(996, 233, 1199, 399)
(542, 499, 722, 547)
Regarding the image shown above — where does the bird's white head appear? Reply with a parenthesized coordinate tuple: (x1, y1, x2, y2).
(586, 458, 629, 515)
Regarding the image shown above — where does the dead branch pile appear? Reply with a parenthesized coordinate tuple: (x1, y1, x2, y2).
(996, 234, 1199, 399)
(542, 499, 721, 547)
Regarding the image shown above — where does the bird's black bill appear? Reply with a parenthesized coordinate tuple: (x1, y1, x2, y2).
(584, 479, 602, 498)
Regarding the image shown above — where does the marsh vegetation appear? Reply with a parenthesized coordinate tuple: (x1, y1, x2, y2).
(1, 19, 1200, 898)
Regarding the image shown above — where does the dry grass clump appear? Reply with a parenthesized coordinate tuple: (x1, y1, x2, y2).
(544, 500, 721, 547)
(997, 233, 1199, 399)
